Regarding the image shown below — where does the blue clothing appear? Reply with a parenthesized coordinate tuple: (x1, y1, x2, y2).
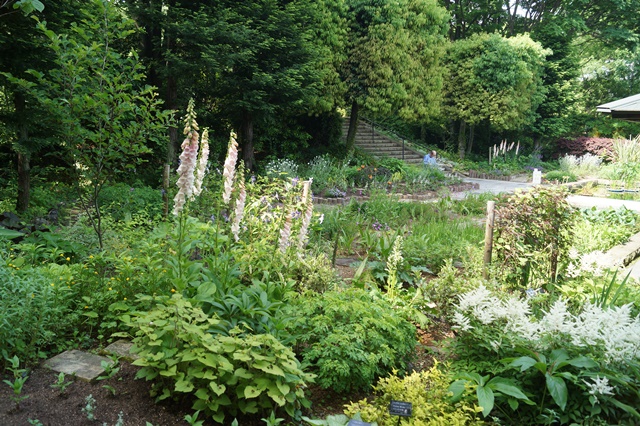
(424, 154, 437, 165)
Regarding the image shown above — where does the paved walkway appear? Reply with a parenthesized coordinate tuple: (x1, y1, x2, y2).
(458, 177, 640, 212)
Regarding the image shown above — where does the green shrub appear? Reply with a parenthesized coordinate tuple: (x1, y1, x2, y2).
(120, 294, 313, 424)
(98, 183, 163, 221)
(344, 364, 484, 425)
(0, 260, 80, 367)
(494, 186, 576, 288)
(287, 288, 416, 393)
(544, 170, 577, 183)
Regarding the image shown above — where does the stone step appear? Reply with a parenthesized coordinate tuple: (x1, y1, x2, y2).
(44, 350, 115, 382)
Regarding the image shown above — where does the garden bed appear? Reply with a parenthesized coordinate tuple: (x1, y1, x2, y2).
(313, 182, 480, 204)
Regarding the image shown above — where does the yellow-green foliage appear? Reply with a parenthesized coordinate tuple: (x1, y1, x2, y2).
(344, 364, 484, 425)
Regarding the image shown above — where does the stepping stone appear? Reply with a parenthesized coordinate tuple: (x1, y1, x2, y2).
(43, 350, 114, 382)
(104, 339, 138, 361)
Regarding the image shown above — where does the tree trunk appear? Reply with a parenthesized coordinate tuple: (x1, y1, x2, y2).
(346, 100, 359, 152)
(466, 124, 475, 156)
(16, 152, 30, 213)
(239, 110, 255, 170)
(165, 2, 179, 167)
(457, 120, 467, 160)
(14, 92, 30, 212)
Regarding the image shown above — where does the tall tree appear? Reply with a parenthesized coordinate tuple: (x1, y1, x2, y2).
(0, 1, 80, 212)
(343, 0, 450, 151)
(443, 33, 549, 159)
(11, 0, 169, 248)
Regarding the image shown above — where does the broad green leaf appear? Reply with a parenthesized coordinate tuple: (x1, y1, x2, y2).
(234, 368, 254, 379)
(448, 380, 468, 402)
(509, 356, 537, 372)
(545, 373, 568, 411)
(0, 228, 23, 239)
(209, 382, 226, 396)
(488, 377, 529, 400)
(244, 385, 261, 398)
(175, 378, 194, 393)
(477, 385, 495, 417)
(194, 387, 210, 401)
(564, 356, 597, 369)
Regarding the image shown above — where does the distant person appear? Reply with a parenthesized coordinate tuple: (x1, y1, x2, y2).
(424, 150, 437, 166)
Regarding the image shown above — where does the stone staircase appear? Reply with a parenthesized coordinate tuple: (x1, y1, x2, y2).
(342, 117, 424, 165)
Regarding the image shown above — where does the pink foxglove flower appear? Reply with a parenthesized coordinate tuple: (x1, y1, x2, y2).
(279, 212, 293, 253)
(193, 128, 209, 197)
(222, 131, 238, 205)
(297, 179, 313, 249)
(231, 164, 246, 242)
(173, 101, 200, 216)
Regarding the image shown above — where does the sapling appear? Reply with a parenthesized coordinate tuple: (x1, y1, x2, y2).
(2, 355, 30, 410)
(50, 371, 74, 395)
(184, 411, 205, 426)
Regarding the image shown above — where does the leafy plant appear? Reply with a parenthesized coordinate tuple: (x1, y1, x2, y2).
(118, 294, 312, 424)
(3, 355, 30, 409)
(287, 288, 416, 392)
(449, 372, 532, 417)
(82, 394, 97, 421)
(50, 372, 74, 395)
(345, 364, 484, 425)
(302, 413, 375, 426)
(494, 186, 576, 288)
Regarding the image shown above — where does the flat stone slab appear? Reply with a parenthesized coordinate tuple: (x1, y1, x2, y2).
(104, 339, 138, 361)
(43, 350, 114, 382)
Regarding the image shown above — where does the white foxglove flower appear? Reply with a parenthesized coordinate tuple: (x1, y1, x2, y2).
(231, 164, 246, 242)
(279, 213, 293, 253)
(222, 131, 238, 205)
(193, 128, 209, 197)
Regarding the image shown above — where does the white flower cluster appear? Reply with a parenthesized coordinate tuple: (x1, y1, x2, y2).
(583, 376, 615, 403)
(566, 249, 620, 278)
(453, 285, 640, 363)
(222, 132, 238, 205)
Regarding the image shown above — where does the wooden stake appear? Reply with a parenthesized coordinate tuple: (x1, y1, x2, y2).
(483, 201, 496, 279)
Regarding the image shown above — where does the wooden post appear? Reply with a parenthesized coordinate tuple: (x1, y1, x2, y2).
(483, 201, 496, 279)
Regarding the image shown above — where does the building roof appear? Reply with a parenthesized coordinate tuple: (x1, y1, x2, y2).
(597, 93, 640, 121)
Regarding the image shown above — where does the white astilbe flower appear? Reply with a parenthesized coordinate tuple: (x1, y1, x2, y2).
(452, 311, 473, 332)
(584, 376, 615, 403)
(297, 179, 313, 250)
(231, 169, 246, 242)
(279, 212, 293, 253)
(455, 285, 640, 363)
(222, 131, 238, 205)
(539, 300, 573, 335)
(173, 129, 199, 215)
(457, 285, 497, 312)
(193, 128, 209, 197)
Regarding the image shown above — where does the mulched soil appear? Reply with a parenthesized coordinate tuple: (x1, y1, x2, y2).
(0, 362, 190, 426)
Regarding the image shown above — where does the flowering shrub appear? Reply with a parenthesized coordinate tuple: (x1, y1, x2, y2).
(450, 285, 640, 424)
(265, 158, 299, 179)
